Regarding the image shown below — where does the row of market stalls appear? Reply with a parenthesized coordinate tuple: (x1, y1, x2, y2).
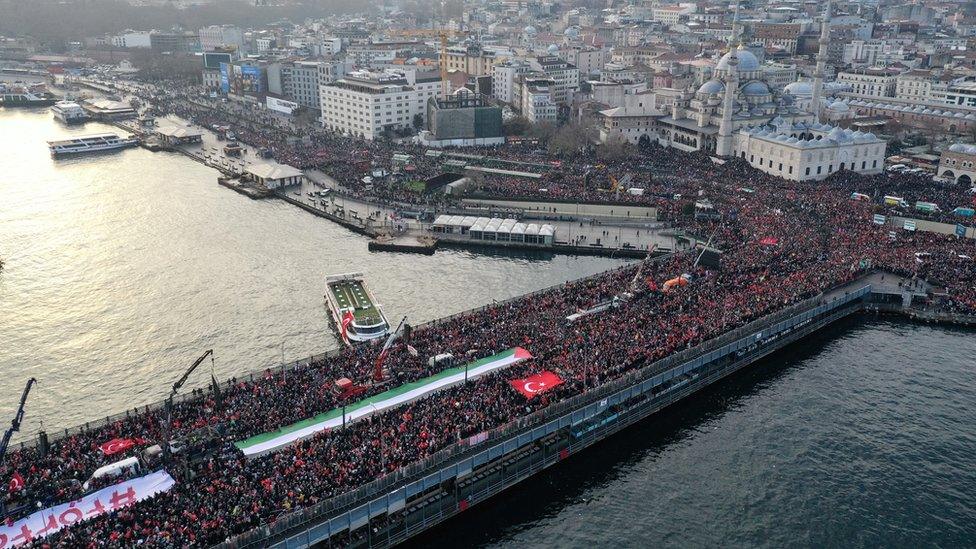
(431, 215, 555, 245)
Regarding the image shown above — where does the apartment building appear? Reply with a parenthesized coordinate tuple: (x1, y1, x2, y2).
(199, 25, 244, 52)
(836, 68, 899, 99)
(492, 59, 532, 104)
(528, 55, 580, 105)
(519, 76, 558, 123)
(320, 70, 440, 140)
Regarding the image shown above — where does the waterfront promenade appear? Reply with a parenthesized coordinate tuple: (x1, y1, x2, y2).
(113, 112, 678, 255)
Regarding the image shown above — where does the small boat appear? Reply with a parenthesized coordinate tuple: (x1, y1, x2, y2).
(325, 273, 391, 344)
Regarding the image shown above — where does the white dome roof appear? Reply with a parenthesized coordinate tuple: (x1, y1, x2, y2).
(716, 46, 760, 72)
(524, 25, 537, 35)
(742, 81, 770, 95)
(950, 143, 976, 154)
(828, 100, 849, 112)
(784, 81, 813, 96)
(697, 79, 724, 94)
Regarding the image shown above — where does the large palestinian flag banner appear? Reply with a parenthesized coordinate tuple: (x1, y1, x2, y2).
(236, 347, 533, 457)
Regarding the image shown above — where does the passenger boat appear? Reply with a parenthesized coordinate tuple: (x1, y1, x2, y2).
(47, 133, 139, 157)
(325, 273, 391, 344)
(0, 90, 58, 108)
(51, 101, 90, 124)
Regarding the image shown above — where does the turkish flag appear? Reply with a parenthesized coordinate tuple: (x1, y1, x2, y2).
(340, 310, 354, 344)
(99, 438, 139, 456)
(8, 472, 24, 492)
(759, 237, 779, 246)
(510, 371, 564, 399)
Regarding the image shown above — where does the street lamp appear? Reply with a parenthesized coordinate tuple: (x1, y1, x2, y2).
(370, 404, 385, 474)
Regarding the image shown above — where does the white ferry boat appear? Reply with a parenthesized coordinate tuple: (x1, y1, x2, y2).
(51, 101, 90, 124)
(325, 273, 391, 344)
(47, 133, 139, 157)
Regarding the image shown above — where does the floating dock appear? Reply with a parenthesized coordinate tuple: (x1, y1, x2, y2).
(367, 235, 437, 255)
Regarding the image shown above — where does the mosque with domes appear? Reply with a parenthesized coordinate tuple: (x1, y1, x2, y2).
(657, 45, 815, 153)
(652, 0, 886, 181)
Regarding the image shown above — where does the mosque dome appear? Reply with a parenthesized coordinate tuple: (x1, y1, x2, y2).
(564, 26, 581, 39)
(784, 81, 813, 96)
(716, 46, 760, 72)
(950, 143, 976, 154)
(524, 25, 538, 35)
(742, 81, 770, 96)
(828, 100, 849, 112)
(547, 44, 560, 54)
(697, 79, 724, 95)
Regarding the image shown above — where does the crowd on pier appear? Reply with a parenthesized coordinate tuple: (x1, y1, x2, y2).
(5, 80, 976, 547)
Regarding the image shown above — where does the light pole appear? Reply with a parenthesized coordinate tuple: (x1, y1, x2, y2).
(370, 404, 385, 474)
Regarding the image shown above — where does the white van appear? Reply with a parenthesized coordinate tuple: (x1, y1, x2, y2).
(83, 457, 140, 490)
(428, 353, 454, 368)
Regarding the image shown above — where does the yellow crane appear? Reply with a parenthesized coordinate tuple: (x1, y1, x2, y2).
(386, 28, 466, 100)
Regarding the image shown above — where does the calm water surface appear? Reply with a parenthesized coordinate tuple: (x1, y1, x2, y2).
(408, 319, 976, 548)
(0, 109, 627, 438)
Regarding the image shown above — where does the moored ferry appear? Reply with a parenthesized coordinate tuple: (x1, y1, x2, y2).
(47, 133, 139, 157)
(0, 90, 58, 108)
(325, 273, 391, 344)
(51, 101, 90, 124)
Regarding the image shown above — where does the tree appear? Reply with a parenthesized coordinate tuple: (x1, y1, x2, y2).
(597, 134, 632, 161)
(529, 121, 558, 143)
(916, 117, 945, 153)
(293, 107, 319, 128)
(502, 116, 531, 136)
(413, 113, 424, 130)
(547, 122, 594, 157)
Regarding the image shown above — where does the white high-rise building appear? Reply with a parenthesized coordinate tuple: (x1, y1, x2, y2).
(528, 55, 579, 105)
(320, 70, 440, 140)
(492, 60, 532, 104)
(111, 31, 152, 49)
(199, 25, 244, 52)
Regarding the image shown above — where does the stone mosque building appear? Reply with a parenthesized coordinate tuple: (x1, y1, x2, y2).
(654, 0, 886, 181)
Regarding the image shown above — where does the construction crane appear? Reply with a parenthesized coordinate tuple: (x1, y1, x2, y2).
(387, 28, 466, 100)
(0, 378, 36, 466)
(161, 349, 213, 463)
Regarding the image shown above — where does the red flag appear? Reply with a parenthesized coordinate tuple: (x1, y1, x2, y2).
(759, 237, 779, 246)
(510, 371, 564, 399)
(8, 472, 24, 492)
(99, 438, 138, 456)
(374, 317, 406, 381)
(340, 310, 354, 344)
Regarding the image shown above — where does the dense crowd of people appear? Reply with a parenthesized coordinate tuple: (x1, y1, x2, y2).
(6, 79, 976, 547)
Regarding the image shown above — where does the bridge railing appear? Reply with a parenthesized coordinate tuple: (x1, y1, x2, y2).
(220, 282, 871, 548)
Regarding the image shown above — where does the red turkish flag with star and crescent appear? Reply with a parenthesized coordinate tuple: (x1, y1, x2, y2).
(510, 371, 564, 399)
(8, 472, 24, 492)
(99, 438, 142, 456)
(340, 310, 354, 344)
